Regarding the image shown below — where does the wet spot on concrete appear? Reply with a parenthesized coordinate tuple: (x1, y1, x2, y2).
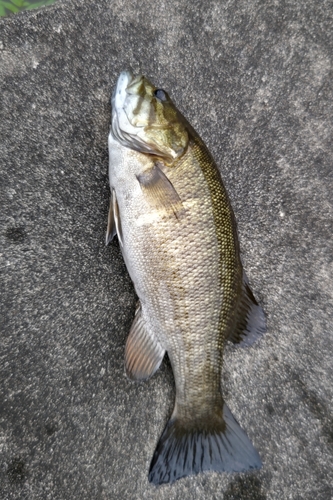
(5, 226, 27, 243)
(291, 369, 333, 448)
(6, 458, 26, 483)
(45, 422, 58, 436)
(266, 403, 275, 415)
(224, 476, 266, 500)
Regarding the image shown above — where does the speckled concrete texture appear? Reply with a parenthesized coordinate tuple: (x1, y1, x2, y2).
(1, 0, 332, 498)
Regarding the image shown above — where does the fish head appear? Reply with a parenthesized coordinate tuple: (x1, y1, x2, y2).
(111, 71, 188, 163)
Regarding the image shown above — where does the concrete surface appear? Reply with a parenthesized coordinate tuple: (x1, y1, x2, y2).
(1, 0, 332, 498)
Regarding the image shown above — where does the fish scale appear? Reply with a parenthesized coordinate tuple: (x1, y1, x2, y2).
(156, 137, 238, 417)
(107, 71, 266, 484)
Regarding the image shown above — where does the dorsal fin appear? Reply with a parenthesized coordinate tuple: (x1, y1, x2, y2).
(125, 305, 165, 381)
(228, 271, 266, 347)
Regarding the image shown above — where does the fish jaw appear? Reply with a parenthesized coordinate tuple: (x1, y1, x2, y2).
(110, 70, 150, 153)
(111, 70, 133, 112)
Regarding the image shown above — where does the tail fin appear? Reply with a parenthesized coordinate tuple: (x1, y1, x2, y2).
(148, 402, 262, 485)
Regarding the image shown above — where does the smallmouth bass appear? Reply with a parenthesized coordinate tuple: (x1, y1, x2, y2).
(107, 71, 266, 485)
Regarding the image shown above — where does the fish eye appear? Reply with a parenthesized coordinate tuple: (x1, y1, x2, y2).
(154, 89, 167, 101)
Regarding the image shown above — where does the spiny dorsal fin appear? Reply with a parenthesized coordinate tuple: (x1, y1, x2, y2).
(228, 271, 266, 347)
(125, 305, 165, 381)
(136, 164, 185, 220)
(105, 190, 117, 245)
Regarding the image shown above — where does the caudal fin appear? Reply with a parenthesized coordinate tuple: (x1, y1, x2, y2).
(148, 402, 262, 485)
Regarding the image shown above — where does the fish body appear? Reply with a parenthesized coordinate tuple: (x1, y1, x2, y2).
(107, 71, 266, 484)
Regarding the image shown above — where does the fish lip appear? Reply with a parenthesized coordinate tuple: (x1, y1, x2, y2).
(111, 71, 146, 109)
(111, 70, 134, 110)
(110, 71, 137, 146)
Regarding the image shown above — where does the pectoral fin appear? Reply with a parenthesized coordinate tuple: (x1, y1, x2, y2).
(105, 189, 123, 247)
(125, 305, 165, 381)
(227, 271, 266, 347)
(136, 164, 185, 219)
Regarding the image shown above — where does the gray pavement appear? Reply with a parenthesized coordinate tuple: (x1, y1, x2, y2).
(1, 0, 333, 498)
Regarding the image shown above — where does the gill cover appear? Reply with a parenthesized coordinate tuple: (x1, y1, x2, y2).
(111, 71, 189, 162)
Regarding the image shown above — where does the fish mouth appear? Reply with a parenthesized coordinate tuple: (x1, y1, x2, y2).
(111, 70, 136, 112)
(111, 71, 158, 155)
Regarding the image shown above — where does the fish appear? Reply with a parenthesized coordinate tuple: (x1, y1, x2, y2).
(106, 71, 266, 485)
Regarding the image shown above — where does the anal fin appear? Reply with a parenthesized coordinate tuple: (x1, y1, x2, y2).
(125, 305, 165, 381)
(228, 271, 266, 347)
